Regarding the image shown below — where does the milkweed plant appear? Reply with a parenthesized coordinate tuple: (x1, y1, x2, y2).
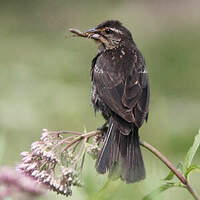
(0, 129, 200, 199)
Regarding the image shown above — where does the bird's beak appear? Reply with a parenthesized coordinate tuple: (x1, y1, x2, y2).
(84, 28, 101, 40)
(84, 28, 110, 46)
(84, 28, 97, 34)
(69, 27, 109, 45)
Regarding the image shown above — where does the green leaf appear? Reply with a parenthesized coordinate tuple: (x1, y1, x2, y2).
(163, 171, 174, 181)
(185, 165, 200, 179)
(163, 162, 183, 181)
(184, 129, 200, 174)
(143, 182, 184, 200)
(163, 170, 174, 181)
(143, 183, 177, 200)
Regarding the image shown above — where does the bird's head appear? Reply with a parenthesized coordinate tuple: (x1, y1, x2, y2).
(85, 20, 133, 50)
(69, 20, 133, 50)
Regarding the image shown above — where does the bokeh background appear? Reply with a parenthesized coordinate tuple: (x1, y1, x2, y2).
(0, 0, 200, 199)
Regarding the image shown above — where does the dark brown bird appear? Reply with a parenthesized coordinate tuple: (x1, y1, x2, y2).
(70, 20, 150, 183)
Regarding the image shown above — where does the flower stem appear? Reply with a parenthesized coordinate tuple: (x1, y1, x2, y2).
(45, 129, 200, 200)
(62, 130, 101, 152)
(140, 140, 200, 200)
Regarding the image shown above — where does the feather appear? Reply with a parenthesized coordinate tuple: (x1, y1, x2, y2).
(96, 117, 145, 183)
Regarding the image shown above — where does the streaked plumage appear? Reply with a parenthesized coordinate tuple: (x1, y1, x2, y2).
(90, 20, 150, 183)
(72, 20, 150, 183)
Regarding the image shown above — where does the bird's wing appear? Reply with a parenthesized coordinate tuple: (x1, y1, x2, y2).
(92, 53, 149, 127)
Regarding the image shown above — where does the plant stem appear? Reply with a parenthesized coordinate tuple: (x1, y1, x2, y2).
(62, 130, 102, 152)
(47, 129, 199, 199)
(185, 183, 200, 200)
(140, 140, 200, 200)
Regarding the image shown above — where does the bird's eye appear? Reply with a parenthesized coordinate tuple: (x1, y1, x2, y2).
(105, 29, 112, 34)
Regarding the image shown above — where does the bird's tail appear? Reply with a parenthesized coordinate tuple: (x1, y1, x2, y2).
(96, 117, 145, 183)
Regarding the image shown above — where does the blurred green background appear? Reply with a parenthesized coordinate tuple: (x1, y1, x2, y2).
(0, 0, 200, 199)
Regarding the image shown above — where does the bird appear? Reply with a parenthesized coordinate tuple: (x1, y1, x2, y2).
(70, 20, 150, 183)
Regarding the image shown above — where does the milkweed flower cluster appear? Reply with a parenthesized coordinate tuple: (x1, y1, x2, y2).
(0, 167, 45, 200)
(18, 128, 103, 197)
